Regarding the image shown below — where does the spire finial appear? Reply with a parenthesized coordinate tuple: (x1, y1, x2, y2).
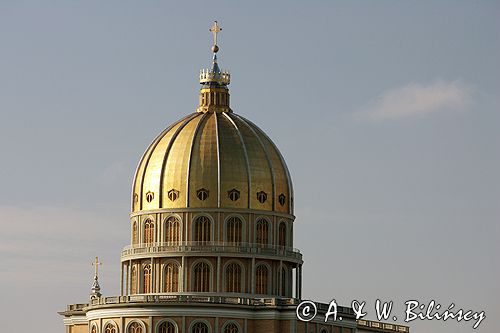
(92, 256, 101, 278)
(209, 21, 221, 53)
(199, 21, 230, 88)
(90, 256, 102, 300)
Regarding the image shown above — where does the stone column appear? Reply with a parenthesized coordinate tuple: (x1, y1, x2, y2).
(182, 256, 186, 292)
(120, 263, 124, 295)
(295, 264, 299, 299)
(158, 259, 162, 293)
(151, 257, 155, 293)
(279, 260, 283, 296)
(217, 256, 221, 292)
(251, 257, 256, 294)
(128, 260, 132, 295)
(298, 264, 302, 300)
(125, 262, 129, 296)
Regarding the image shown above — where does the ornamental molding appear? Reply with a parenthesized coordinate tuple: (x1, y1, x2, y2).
(85, 306, 299, 321)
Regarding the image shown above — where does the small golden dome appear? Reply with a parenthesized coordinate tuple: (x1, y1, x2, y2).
(132, 111, 293, 214)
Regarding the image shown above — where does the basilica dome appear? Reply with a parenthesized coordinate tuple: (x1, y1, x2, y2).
(132, 110, 293, 215)
(132, 22, 293, 216)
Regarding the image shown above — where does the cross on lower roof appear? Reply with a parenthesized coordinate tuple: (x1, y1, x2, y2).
(92, 256, 102, 278)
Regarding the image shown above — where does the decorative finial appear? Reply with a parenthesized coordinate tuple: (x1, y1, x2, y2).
(209, 21, 221, 53)
(199, 21, 230, 87)
(92, 256, 102, 278)
(90, 256, 102, 300)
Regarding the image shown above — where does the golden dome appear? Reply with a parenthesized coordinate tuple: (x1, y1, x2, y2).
(132, 111, 293, 214)
(132, 22, 292, 215)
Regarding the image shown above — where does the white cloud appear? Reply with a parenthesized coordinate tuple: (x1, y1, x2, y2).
(358, 80, 473, 119)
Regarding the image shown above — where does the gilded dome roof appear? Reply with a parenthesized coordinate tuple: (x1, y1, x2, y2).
(132, 111, 293, 215)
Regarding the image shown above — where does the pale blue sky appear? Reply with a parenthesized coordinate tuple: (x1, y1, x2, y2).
(0, 1, 498, 333)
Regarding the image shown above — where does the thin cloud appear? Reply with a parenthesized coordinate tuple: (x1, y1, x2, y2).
(358, 80, 473, 119)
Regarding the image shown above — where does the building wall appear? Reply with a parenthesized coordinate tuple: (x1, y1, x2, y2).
(64, 306, 361, 333)
(69, 324, 88, 333)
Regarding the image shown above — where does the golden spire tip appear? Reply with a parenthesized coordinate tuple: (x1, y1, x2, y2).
(209, 21, 221, 53)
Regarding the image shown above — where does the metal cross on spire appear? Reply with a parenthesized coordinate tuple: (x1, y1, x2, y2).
(92, 256, 102, 278)
(209, 21, 222, 52)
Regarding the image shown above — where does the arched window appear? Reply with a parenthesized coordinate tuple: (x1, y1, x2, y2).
(91, 324, 97, 333)
(131, 266, 137, 294)
(256, 219, 269, 245)
(225, 263, 242, 293)
(193, 262, 210, 292)
(105, 323, 117, 333)
(143, 264, 152, 293)
(224, 323, 239, 333)
(226, 217, 242, 244)
(164, 262, 179, 292)
(278, 222, 287, 247)
(128, 322, 143, 333)
(159, 321, 176, 333)
(194, 216, 211, 243)
(132, 221, 138, 245)
(279, 266, 286, 296)
(144, 219, 155, 244)
(255, 265, 268, 294)
(192, 322, 209, 333)
(165, 216, 180, 244)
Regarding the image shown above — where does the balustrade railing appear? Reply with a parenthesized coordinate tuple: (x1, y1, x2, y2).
(88, 294, 299, 307)
(358, 320, 410, 332)
(65, 297, 410, 332)
(121, 241, 302, 260)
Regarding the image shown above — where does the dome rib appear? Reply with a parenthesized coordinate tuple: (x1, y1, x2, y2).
(232, 113, 276, 211)
(185, 112, 210, 207)
(223, 112, 252, 209)
(243, 117, 294, 213)
(159, 113, 201, 208)
(133, 113, 196, 211)
(214, 112, 221, 207)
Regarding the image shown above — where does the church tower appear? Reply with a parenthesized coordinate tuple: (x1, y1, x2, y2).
(59, 22, 409, 333)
